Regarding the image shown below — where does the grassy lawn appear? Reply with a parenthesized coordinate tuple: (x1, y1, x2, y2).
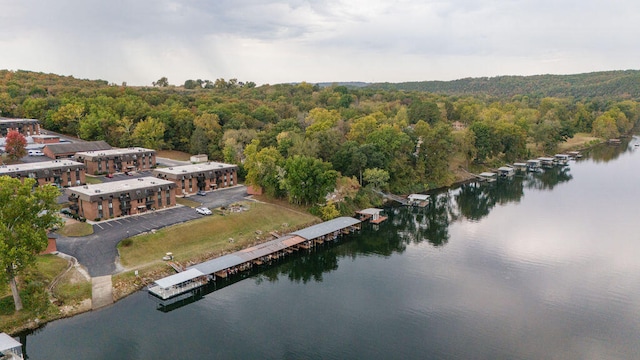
(84, 176, 103, 185)
(118, 202, 319, 269)
(176, 197, 202, 208)
(156, 150, 192, 161)
(0, 254, 91, 334)
(57, 221, 94, 237)
(558, 132, 602, 152)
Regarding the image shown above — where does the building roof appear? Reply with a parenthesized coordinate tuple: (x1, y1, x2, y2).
(75, 147, 155, 159)
(154, 268, 205, 289)
(67, 177, 175, 201)
(153, 162, 237, 178)
(0, 332, 21, 352)
(0, 117, 39, 124)
(0, 160, 84, 175)
(32, 134, 60, 139)
(44, 141, 112, 155)
(292, 217, 361, 240)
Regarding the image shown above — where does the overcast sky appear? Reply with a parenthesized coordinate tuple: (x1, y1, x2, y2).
(1, 0, 638, 86)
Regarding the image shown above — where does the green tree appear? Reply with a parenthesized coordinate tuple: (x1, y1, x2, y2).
(281, 155, 338, 205)
(0, 177, 62, 311)
(408, 99, 441, 124)
(132, 117, 166, 149)
(469, 121, 498, 162)
(244, 140, 285, 197)
(592, 114, 619, 139)
(362, 168, 390, 190)
(5, 130, 27, 161)
(153, 77, 169, 87)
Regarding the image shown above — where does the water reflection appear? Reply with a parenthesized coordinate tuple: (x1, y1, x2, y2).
(588, 136, 636, 163)
(152, 160, 586, 312)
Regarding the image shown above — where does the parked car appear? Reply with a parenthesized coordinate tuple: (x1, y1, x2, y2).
(196, 190, 207, 196)
(28, 149, 45, 156)
(196, 207, 212, 215)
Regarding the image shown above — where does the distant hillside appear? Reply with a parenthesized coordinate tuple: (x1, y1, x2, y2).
(368, 70, 640, 99)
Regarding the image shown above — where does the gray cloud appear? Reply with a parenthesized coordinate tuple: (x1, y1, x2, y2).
(1, 0, 639, 85)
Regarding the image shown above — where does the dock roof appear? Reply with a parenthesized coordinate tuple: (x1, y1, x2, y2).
(154, 268, 205, 289)
(0, 332, 21, 352)
(408, 194, 429, 201)
(292, 217, 360, 240)
(357, 208, 384, 215)
(190, 235, 307, 275)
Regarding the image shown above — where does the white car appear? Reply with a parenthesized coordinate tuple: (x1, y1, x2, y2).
(196, 207, 212, 215)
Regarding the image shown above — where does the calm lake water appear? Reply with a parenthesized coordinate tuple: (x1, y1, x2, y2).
(21, 138, 640, 359)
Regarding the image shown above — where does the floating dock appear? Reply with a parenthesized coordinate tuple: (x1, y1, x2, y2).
(148, 217, 362, 302)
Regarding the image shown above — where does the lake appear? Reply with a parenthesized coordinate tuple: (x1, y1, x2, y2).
(21, 138, 640, 359)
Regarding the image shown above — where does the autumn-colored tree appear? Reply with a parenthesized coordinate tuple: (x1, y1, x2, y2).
(5, 130, 27, 161)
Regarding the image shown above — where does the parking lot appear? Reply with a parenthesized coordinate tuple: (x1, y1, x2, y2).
(56, 185, 249, 277)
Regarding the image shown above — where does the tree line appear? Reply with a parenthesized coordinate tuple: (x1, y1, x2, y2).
(1, 69, 639, 214)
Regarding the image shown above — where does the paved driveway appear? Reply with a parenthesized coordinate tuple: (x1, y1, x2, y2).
(56, 186, 249, 277)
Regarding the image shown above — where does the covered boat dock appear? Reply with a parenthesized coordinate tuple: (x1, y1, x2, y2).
(148, 268, 209, 300)
(0, 332, 23, 359)
(149, 217, 362, 301)
(408, 194, 429, 207)
(356, 208, 387, 224)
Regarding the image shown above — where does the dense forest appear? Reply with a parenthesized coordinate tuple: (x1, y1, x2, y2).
(1, 69, 639, 217)
(369, 70, 640, 99)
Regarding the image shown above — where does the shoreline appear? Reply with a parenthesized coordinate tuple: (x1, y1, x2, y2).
(7, 138, 606, 336)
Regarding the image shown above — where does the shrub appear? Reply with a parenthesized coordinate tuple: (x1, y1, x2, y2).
(120, 239, 133, 247)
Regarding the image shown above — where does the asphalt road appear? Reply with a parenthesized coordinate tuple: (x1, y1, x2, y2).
(56, 185, 249, 277)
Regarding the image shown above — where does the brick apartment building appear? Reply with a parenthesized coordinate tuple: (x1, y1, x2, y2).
(152, 162, 238, 196)
(0, 118, 40, 137)
(66, 177, 176, 220)
(74, 147, 156, 175)
(0, 160, 86, 187)
(43, 141, 112, 159)
(32, 135, 61, 145)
